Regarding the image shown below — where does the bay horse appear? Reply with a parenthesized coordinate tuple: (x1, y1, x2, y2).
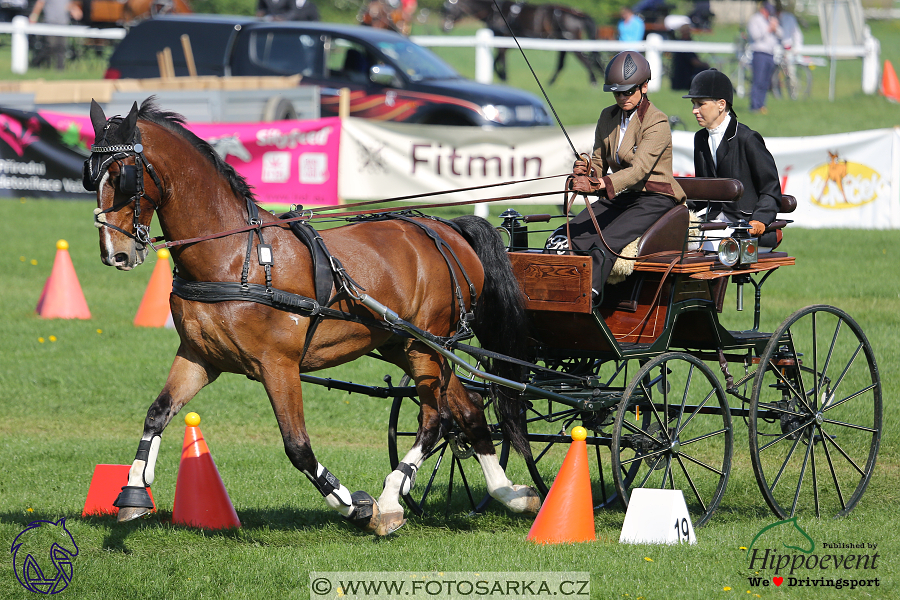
(442, 0, 604, 85)
(358, 0, 415, 36)
(84, 98, 540, 536)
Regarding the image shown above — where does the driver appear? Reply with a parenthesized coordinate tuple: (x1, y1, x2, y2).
(563, 51, 685, 301)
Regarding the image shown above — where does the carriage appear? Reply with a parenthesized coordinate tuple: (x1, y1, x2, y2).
(379, 179, 881, 528)
(86, 100, 880, 534)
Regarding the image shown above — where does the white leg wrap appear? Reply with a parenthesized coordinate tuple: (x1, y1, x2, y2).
(305, 463, 353, 517)
(378, 447, 423, 515)
(127, 435, 161, 488)
(477, 452, 539, 514)
(143, 436, 162, 485)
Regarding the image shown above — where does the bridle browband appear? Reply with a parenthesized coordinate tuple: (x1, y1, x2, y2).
(84, 117, 165, 249)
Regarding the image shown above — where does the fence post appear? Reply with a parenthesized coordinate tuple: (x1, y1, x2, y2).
(11, 15, 28, 75)
(475, 28, 494, 85)
(862, 26, 880, 95)
(645, 33, 663, 93)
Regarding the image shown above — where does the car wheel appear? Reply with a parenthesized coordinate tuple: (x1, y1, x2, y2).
(262, 96, 298, 121)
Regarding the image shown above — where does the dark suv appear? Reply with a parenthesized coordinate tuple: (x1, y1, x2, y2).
(104, 15, 552, 127)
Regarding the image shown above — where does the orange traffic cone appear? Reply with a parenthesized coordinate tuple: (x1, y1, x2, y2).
(82, 464, 155, 517)
(526, 426, 596, 544)
(881, 60, 900, 102)
(35, 240, 91, 319)
(134, 248, 173, 327)
(172, 412, 241, 530)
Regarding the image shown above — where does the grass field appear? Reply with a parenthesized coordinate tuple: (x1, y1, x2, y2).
(0, 199, 898, 599)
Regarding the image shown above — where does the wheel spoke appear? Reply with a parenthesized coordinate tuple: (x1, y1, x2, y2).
(679, 428, 730, 447)
(420, 444, 448, 510)
(789, 426, 815, 517)
(675, 454, 708, 512)
(821, 418, 878, 434)
(818, 427, 847, 511)
(768, 433, 804, 493)
(640, 381, 672, 443)
(822, 383, 877, 413)
(821, 428, 868, 476)
(454, 455, 477, 512)
(759, 416, 816, 453)
(678, 451, 726, 476)
(619, 446, 668, 467)
(676, 387, 716, 433)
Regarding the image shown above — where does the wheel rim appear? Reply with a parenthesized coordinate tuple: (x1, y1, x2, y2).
(611, 352, 733, 527)
(749, 305, 881, 518)
(387, 375, 507, 517)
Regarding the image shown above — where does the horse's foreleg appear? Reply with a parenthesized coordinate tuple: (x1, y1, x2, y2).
(261, 367, 383, 534)
(116, 347, 220, 522)
(548, 51, 567, 85)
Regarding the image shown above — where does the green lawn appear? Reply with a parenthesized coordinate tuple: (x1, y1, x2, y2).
(0, 199, 897, 599)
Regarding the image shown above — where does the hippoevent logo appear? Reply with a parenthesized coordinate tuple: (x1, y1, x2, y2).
(809, 150, 885, 209)
(744, 517, 879, 591)
(11, 518, 79, 594)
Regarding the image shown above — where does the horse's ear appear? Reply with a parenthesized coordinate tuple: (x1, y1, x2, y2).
(89, 100, 107, 137)
(121, 101, 140, 141)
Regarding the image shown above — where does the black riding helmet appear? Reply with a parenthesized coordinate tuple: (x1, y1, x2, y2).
(603, 51, 651, 92)
(682, 68, 734, 105)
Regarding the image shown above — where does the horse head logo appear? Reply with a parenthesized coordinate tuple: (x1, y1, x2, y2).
(748, 516, 815, 554)
(209, 134, 252, 163)
(11, 518, 79, 594)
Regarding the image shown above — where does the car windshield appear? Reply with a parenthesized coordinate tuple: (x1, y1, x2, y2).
(376, 40, 460, 81)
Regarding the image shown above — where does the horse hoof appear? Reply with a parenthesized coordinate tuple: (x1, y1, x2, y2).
(117, 506, 151, 522)
(504, 485, 542, 515)
(374, 510, 405, 537)
(346, 491, 382, 533)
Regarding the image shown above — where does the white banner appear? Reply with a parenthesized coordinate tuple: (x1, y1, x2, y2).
(340, 118, 900, 228)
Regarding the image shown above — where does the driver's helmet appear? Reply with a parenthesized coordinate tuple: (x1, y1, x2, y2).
(603, 51, 651, 92)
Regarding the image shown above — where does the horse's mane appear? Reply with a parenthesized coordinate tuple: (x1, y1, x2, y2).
(137, 97, 256, 201)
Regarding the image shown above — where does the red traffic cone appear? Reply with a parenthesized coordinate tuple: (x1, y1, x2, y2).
(881, 60, 900, 102)
(172, 412, 241, 529)
(35, 240, 91, 319)
(526, 426, 596, 544)
(134, 248, 173, 327)
(82, 464, 155, 517)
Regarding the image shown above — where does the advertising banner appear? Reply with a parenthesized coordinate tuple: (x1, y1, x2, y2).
(2, 107, 342, 206)
(342, 118, 900, 229)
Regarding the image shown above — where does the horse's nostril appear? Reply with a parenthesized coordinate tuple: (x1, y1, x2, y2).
(114, 252, 129, 264)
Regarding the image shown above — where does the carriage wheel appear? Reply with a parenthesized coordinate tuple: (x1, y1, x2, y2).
(387, 375, 508, 517)
(749, 305, 881, 519)
(523, 359, 640, 510)
(611, 352, 733, 527)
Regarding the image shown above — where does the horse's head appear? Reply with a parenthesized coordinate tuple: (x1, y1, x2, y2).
(85, 99, 163, 270)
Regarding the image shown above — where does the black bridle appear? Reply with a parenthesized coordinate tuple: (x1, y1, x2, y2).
(83, 118, 164, 249)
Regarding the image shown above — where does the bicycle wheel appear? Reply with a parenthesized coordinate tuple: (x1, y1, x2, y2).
(749, 305, 881, 518)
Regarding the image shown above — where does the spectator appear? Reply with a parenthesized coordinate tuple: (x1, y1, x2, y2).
(257, 0, 320, 21)
(683, 69, 781, 249)
(746, 1, 781, 113)
(689, 0, 714, 30)
(29, 0, 82, 70)
(670, 24, 710, 90)
(618, 7, 645, 42)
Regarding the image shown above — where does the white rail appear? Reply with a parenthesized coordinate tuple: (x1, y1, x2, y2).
(0, 15, 125, 75)
(411, 29, 881, 95)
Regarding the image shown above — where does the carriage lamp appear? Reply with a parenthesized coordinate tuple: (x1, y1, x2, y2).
(716, 221, 758, 268)
(499, 209, 529, 251)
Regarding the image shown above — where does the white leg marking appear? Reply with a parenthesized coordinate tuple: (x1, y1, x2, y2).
(378, 447, 424, 515)
(477, 452, 540, 514)
(143, 436, 162, 485)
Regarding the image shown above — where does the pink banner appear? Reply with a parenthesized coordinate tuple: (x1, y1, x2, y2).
(40, 111, 342, 206)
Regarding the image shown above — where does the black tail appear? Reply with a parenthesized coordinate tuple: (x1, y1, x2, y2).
(452, 215, 532, 458)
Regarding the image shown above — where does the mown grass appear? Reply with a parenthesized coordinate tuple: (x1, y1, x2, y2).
(0, 199, 898, 599)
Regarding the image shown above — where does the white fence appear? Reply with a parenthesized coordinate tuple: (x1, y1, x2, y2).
(0, 16, 880, 96)
(411, 29, 881, 96)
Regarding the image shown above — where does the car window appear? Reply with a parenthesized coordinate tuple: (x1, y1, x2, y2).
(247, 31, 322, 76)
(325, 38, 378, 85)
(375, 40, 460, 82)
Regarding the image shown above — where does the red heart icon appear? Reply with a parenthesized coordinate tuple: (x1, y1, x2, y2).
(773, 577, 784, 586)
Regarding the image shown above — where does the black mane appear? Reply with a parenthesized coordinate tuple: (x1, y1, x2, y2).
(136, 97, 256, 201)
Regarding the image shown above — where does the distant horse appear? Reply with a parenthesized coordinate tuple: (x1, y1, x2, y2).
(84, 99, 540, 536)
(442, 0, 604, 85)
(81, 0, 191, 27)
(358, 0, 415, 35)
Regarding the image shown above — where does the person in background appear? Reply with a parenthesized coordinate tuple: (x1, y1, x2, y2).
(558, 51, 686, 299)
(670, 24, 710, 90)
(29, 0, 82, 70)
(257, 0, 320, 21)
(683, 69, 782, 250)
(618, 7, 645, 42)
(778, 6, 803, 95)
(746, 1, 781, 113)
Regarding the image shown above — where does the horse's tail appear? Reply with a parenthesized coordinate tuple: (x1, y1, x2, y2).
(451, 215, 532, 458)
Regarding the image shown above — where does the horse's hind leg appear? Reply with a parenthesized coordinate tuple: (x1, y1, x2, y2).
(116, 345, 220, 522)
(548, 51, 567, 85)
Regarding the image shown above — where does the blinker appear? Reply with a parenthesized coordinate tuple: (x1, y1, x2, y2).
(120, 164, 139, 194)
